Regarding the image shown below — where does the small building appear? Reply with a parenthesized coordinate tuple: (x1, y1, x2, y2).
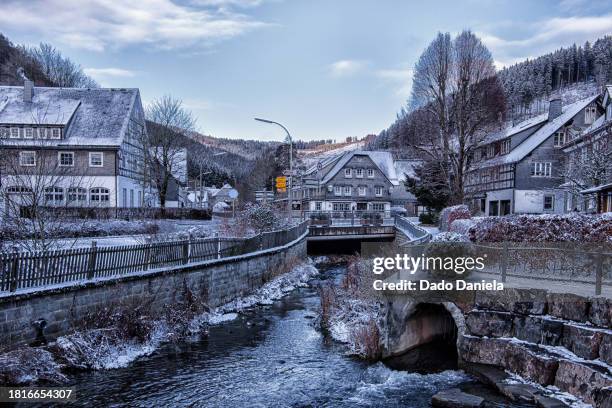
(580, 183, 612, 213)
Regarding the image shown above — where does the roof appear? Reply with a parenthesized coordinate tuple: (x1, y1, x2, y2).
(319, 150, 399, 186)
(0, 86, 139, 147)
(580, 182, 612, 194)
(480, 112, 548, 145)
(477, 94, 599, 168)
(394, 159, 421, 182)
(604, 85, 612, 106)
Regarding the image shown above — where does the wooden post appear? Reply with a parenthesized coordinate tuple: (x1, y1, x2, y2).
(87, 241, 98, 280)
(595, 253, 603, 296)
(9, 246, 19, 292)
(182, 238, 189, 265)
(501, 241, 509, 283)
(216, 232, 221, 259)
(144, 237, 152, 271)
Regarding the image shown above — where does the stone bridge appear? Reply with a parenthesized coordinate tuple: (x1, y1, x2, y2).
(383, 288, 612, 407)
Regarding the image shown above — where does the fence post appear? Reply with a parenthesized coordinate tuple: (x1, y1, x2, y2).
(216, 232, 221, 259)
(87, 241, 98, 280)
(9, 246, 19, 292)
(595, 253, 603, 296)
(501, 241, 509, 283)
(144, 237, 152, 271)
(182, 237, 189, 265)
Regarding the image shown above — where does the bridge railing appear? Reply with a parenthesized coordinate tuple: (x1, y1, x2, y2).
(302, 210, 395, 226)
(394, 216, 431, 244)
(0, 221, 309, 294)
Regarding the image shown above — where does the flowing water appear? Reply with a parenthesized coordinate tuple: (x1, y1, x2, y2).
(29, 263, 532, 407)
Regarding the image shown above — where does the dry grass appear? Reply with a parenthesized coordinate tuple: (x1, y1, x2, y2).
(351, 318, 382, 361)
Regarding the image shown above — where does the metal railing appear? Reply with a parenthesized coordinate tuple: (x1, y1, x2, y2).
(302, 210, 395, 227)
(394, 216, 431, 244)
(0, 221, 308, 294)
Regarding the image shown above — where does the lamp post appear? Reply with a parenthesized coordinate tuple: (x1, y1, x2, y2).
(254, 118, 293, 220)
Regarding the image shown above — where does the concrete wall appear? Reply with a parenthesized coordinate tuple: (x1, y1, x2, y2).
(0, 235, 307, 349)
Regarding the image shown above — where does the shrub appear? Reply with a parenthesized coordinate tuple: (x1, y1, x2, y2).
(423, 239, 476, 279)
(439, 205, 471, 232)
(419, 212, 438, 225)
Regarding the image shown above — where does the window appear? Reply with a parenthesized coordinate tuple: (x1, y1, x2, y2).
(358, 186, 366, 196)
(531, 162, 552, 177)
(474, 149, 481, 162)
(375, 186, 383, 196)
(67, 187, 87, 202)
(367, 169, 374, 178)
(334, 186, 342, 196)
(58, 152, 74, 167)
(6, 186, 32, 194)
(44, 187, 64, 204)
(138, 191, 142, 206)
(543, 195, 554, 211)
(19, 151, 36, 166)
(332, 202, 350, 211)
(585, 105, 597, 124)
(371, 203, 385, 211)
(355, 168, 363, 178)
(487, 144, 496, 158)
(18, 128, 25, 138)
(51, 128, 61, 139)
(343, 186, 352, 196)
(90, 187, 110, 203)
(122, 188, 127, 207)
(344, 168, 352, 178)
(315, 201, 322, 211)
(24, 128, 33, 139)
(89, 152, 103, 167)
(0, 128, 9, 138)
(10, 128, 19, 138)
(553, 131, 566, 147)
(37, 128, 47, 139)
(500, 139, 511, 154)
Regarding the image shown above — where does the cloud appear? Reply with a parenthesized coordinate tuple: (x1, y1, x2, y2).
(329, 60, 367, 77)
(479, 14, 612, 68)
(0, 0, 269, 52)
(376, 67, 414, 98)
(84, 68, 137, 79)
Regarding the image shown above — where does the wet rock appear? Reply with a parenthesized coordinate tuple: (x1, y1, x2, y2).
(554, 359, 612, 405)
(534, 395, 569, 408)
(459, 336, 506, 366)
(600, 332, 612, 365)
(589, 297, 612, 328)
(474, 288, 547, 315)
(431, 388, 484, 407)
(503, 341, 559, 385)
(496, 383, 539, 402)
(0, 347, 68, 385)
(465, 310, 513, 337)
(546, 293, 589, 323)
(513, 316, 563, 346)
(593, 386, 611, 408)
(462, 363, 509, 386)
(561, 323, 604, 360)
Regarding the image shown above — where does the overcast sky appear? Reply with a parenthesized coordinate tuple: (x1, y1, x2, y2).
(1, 0, 611, 142)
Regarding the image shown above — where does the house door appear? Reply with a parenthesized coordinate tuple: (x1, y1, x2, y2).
(500, 200, 511, 216)
(489, 200, 499, 216)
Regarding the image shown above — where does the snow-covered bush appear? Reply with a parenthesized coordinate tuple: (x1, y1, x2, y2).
(430, 232, 470, 242)
(465, 213, 612, 242)
(439, 205, 471, 232)
(238, 202, 287, 233)
(449, 218, 477, 237)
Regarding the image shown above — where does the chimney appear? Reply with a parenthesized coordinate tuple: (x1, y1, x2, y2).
(548, 98, 562, 121)
(23, 79, 33, 103)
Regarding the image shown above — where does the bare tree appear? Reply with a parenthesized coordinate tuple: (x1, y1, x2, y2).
(408, 30, 505, 204)
(144, 95, 196, 208)
(23, 43, 98, 88)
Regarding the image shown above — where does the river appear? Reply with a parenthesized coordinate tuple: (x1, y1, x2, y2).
(29, 262, 532, 407)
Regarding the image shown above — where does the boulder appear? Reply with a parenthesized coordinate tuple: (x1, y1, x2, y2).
(503, 341, 559, 385)
(593, 386, 611, 408)
(554, 360, 612, 405)
(475, 288, 547, 315)
(546, 293, 589, 323)
(562, 323, 604, 360)
(496, 383, 539, 402)
(534, 395, 569, 408)
(600, 332, 612, 365)
(431, 388, 484, 408)
(462, 363, 509, 386)
(459, 336, 506, 366)
(465, 310, 513, 337)
(513, 316, 564, 346)
(589, 297, 612, 328)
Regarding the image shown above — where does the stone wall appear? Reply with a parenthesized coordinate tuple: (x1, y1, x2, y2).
(384, 289, 612, 406)
(0, 235, 307, 349)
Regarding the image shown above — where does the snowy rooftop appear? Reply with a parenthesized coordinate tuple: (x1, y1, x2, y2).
(480, 112, 549, 145)
(319, 150, 399, 185)
(394, 159, 420, 182)
(477, 94, 599, 168)
(0, 86, 139, 147)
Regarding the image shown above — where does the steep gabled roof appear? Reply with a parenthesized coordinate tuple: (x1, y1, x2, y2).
(319, 150, 399, 185)
(0, 86, 140, 147)
(477, 94, 599, 168)
(480, 112, 548, 145)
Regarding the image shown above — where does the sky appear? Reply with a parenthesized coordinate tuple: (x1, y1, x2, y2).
(0, 0, 611, 142)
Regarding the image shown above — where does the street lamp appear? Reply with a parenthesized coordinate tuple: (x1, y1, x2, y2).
(254, 118, 293, 217)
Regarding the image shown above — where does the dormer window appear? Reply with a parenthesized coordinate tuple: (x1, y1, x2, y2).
(10, 128, 19, 138)
(24, 128, 33, 139)
(0, 128, 9, 138)
(51, 128, 61, 139)
(585, 105, 597, 124)
(487, 144, 496, 158)
(500, 139, 511, 154)
(553, 131, 566, 147)
(344, 168, 352, 178)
